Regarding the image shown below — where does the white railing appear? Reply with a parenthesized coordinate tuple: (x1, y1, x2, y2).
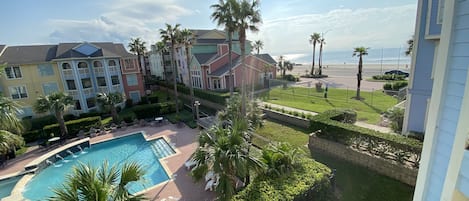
(93, 68, 105, 75)
(67, 90, 80, 99)
(63, 69, 74, 78)
(83, 88, 93, 97)
(108, 66, 119, 74)
(98, 86, 109, 93)
(112, 85, 121, 92)
(78, 68, 90, 77)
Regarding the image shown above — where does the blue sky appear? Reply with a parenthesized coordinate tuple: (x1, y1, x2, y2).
(0, 0, 417, 63)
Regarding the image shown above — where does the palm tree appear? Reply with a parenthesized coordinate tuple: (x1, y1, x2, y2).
(405, 38, 414, 56)
(48, 161, 146, 201)
(96, 92, 124, 123)
(155, 41, 169, 82)
(279, 60, 294, 78)
(211, 0, 237, 96)
(0, 96, 24, 134)
(191, 119, 264, 201)
(33, 92, 74, 137)
(318, 37, 326, 75)
(353, 47, 369, 99)
(179, 29, 196, 118)
(252, 40, 263, 55)
(160, 23, 181, 115)
(261, 142, 302, 176)
(128, 38, 147, 73)
(232, 0, 262, 116)
(309, 33, 321, 76)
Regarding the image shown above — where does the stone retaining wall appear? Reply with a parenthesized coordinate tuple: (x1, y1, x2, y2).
(263, 109, 310, 129)
(308, 134, 418, 186)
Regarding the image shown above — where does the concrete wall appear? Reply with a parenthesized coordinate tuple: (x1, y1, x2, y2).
(263, 109, 310, 129)
(308, 134, 418, 186)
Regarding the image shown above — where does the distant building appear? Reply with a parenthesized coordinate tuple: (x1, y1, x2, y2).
(410, 0, 469, 200)
(148, 29, 277, 90)
(0, 42, 144, 117)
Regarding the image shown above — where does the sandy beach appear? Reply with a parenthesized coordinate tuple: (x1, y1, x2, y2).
(289, 63, 410, 76)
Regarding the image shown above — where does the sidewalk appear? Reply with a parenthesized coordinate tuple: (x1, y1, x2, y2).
(261, 102, 392, 133)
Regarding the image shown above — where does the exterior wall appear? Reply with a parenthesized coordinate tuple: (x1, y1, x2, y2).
(120, 57, 144, 103)
(263, 109, 310, 129)
(457, 151, 469, 198)
(413, 0, 469, 200)
(308, 135, 418, 186)
(148, 51, 164, 79)
(403, 0, 435, 133)
(426, 0, 443, 36)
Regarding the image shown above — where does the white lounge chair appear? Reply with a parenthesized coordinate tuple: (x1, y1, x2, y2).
(205, 176, 219, 191)
(205, 171, 214, 182)
(184, 159, 196, 170)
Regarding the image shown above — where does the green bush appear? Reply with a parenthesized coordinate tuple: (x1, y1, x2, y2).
(138, 96, 149, 105)
(79, 111, 103, 119)
(310, 110, 422, 154)
(43, 116, 102, 138)
(63, 114, 78, 121)
(131, 102, 177, 119)
(125, 99, 133, 108)
(119, 112, 136, 123)
(22, 129, 46, 143)
(372, 74, 406, 81)
(147, 95, 159, 103)
(26, 115, 57, 131)
(157, 80, 230, 105)
(232, 158, 332, 201)
(386, 108, 405, 133)
(283, 74, 299, 82)
(328, 109, 357, 124)
(383, 81, 408, 91)
(383, 83, 393, 90)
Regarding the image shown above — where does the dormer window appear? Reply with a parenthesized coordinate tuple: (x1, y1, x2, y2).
(78, 62, 88, 69)
(108, 60, 116, 67)
(93, 61, 103, 68)
(62, 63, 71, 70)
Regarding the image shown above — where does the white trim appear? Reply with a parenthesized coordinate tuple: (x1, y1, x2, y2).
(4, 66, 23, 80)
(425, 0, 433, 37)
(8, 85, 28, 100)
(424, 35, 441, 40)
(413, 0, 455, 200)
(431, 41, 440, 79)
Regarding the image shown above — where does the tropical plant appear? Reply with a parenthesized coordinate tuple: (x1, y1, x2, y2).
(386, 108, 405, 133)
(160, 23, 181, 114)
(211, 0, 237, 96)
(155, 41, 169, 82)
(252, 40, 263, 55)
(0, 130, 24, 156)
(261, 142, 303, 176)
(96, 92, 124, 123)
(217, 95, 263, 129)
(179, 28, 196, 118)
(318, 37, 325, 75)
(232, 0, 262, 116)
(405, 38, 414, 56)
(128, 37, 147, 71)
(0, 95, 24, 133)
(352, 47, 369, 99)
(191, 119, 264, 201)
(279, 60, 294, 78)
(309, 33, 321, 75)
(48, 161, 146, 201)
(33, 92, 74, 137)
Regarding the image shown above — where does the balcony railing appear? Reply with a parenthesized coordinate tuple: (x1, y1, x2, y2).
(67, 90, 79, 99)
(98, 86, 109, 93)
(112, 85, 121, 92)
(78, 68, 90, 77)
(93, 68, 105, 75)
(63, 69, 74, 79)
(108, 66, 119, 74)
(83, 88, 93, 97)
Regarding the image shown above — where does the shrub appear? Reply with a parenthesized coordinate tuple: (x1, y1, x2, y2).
(386, 108, 405, 133)
(26, 115, 57, 131)
(157, 81, 229, 105)
(147, 95, 159, 103)
(372, 74, 406, 81)
(125, 99, 133, 108)
(79, 111, 103, 119)
(138, 96, 149, 105)
(327, 109, 357, 124)
(383, 81, 408, 91)
(131, 102, 177, 119)
(383, 83, 393, 90)
(43, 116, 102, 138)
(63, 114, 78, 121)
(283, 74, 299, 82)
(119, 112, 136, 123)
(232, 158, 332, 201)
(22, 129, 46, 143)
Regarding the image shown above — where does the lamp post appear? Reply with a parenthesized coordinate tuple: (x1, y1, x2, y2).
(194, 100, 200, 121)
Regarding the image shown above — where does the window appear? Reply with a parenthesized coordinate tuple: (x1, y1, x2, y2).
(108, 60, 116, 67)
(74, 100, 82, 110)
(111, 76, 120, 85)
(93, 61, 103, 68)
(4, 66, 22, 79)
(66, 80, 77, 90)
(78, 62, 88, 68)
(62, 63, 71, 69)
(37, 64, 54, 76)
(42, 83, 59, 95)
(9, 86, 28, 99)
(97, 77, 107, 86)
(437, 0, 445, 24)
(126, 74, 138, 86)
(86, 98, 96, 108)
(81, 78, 92, 88)
(213, 79, 221, 89)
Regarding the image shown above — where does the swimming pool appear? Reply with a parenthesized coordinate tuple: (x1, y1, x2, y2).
(0, 176, 21, 199)
(22, 133, 175, 200)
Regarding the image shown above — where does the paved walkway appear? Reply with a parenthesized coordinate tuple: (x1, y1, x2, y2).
(261, 102, 392, 133)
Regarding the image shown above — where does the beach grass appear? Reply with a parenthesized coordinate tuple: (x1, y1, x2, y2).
(261, 86, 398, 124)
(254, 120, 414, 201)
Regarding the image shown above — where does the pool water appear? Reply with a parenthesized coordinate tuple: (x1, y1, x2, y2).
(0, 176, 21, 199)
(23, 133, 174, 200)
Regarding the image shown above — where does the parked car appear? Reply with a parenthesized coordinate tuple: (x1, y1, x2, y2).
(384, 70, 409, 77)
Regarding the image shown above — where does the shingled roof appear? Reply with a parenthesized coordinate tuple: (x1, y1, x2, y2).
(254, 54, 277, 64)
(0, 45, 57, 65)
(194, 53, 217, 65)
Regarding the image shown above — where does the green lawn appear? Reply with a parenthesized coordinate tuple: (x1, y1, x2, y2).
(255, 120, 414, 201)
(262, 87, 398, 124)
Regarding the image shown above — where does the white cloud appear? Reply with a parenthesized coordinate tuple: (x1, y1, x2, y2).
(47, 0, 193, 47)
(248, 4, 417, 56)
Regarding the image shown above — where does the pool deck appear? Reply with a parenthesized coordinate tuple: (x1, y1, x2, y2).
(0, 124, 216, 201)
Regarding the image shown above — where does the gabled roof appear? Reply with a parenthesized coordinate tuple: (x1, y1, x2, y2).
(0, 45, 58, 65)
(0, 45, 6, 54)
(194, 53, 218, 65)
(254, 54, 277, 64)
(56, 42, 133, 59)
(209, 56, 241, 76)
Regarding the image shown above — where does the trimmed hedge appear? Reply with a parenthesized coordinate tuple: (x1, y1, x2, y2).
(25, 115, 57, 131)
(232, 158, 332, 201)
(372, 74, 406, 81)
(157, 81, 230, 105)
(43, 116, 102, 138)
(131, 102, 177, 119)
(310, 110, 422, 153)
(22, 129, 46, 143)
(383, 81, 408, 91)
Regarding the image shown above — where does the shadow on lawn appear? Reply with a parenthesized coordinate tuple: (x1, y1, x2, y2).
(359, 99, 383, 114)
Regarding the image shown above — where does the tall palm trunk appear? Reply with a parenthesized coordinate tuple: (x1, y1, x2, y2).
(319, 41, 324, 75)
(171, 41, 179, 114)
(239, 30, 247, 116)
(185, 45, 195, 117)
(56, 111, 68, 137)
(311, 43, 316, 76)
(356, 55, 363, 99)
(111, 106, 118, 123)
(228, 32, 234, 96)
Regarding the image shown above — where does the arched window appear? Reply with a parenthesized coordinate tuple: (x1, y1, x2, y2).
(78, 62, 88, 68)
(62, 63, 71, 70)
(108, 60, 116, 66)
(93, 61, 102, 68)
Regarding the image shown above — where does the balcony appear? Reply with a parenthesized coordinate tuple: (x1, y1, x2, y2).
(83, 88, 93, 98)
(93, 68, 105, 76)
(67, 90, 79, 99)
(112, 85, 121, 93)
(98, 86, 109, 93)
(63, 69, 74, 79)
(78, 68, 90, 77)
(108, 66, 119, 75)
